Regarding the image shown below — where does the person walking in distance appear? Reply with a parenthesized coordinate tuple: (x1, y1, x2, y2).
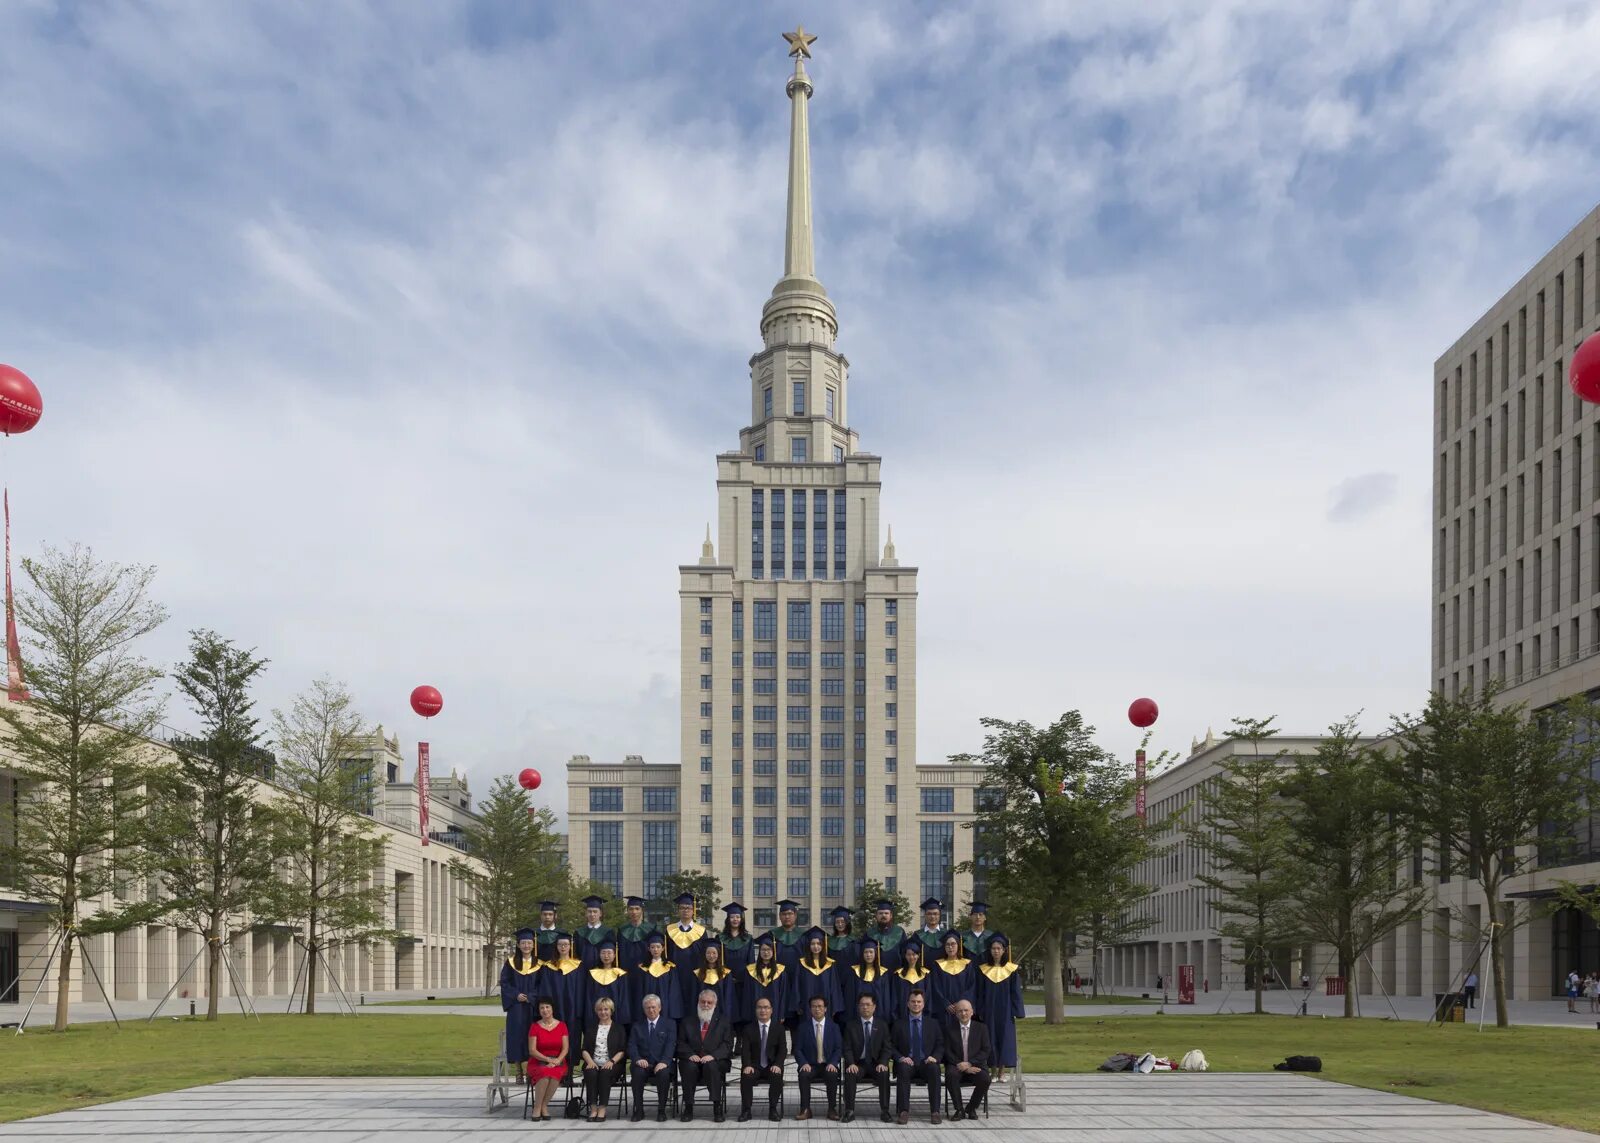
(1463, 969, 1478, 1009)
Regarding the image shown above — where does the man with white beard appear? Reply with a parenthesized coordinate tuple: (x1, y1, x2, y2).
(675, 987, 733, 1121)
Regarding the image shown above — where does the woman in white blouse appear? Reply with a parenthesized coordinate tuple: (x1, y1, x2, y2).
(581, 997, 626, 1121)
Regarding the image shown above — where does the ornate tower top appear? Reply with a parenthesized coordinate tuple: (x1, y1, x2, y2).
(762, 25, 837, 351)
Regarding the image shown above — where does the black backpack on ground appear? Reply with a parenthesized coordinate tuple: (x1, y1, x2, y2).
(1274, 1055, 1322, 1072)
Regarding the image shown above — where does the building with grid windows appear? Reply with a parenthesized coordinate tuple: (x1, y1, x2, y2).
(565, 39, 988, 930)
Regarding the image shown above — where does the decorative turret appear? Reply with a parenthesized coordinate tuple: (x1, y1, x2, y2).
(881, 525, 898, 567)
(699, 523, 716, 565)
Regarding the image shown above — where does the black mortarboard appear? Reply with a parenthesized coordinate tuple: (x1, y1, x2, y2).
(674, 892, 696, 907)
(872, 900, 894, 912)
(920, 897, 942, 911)
(625, 896, 646, 907)
(777, 898, 800, 912)
(754, 932, 775, 947)
(828, 906, 852, 920)
(515, 928, 535, 942)
(645, 930, 666, 947)
(539, 900, 559, 912)
(803, 925, 827, 943)
(967, 901, 989, 913)
(722, 902, 745, 914)
(582, 895, 607, 909)
(598, 939, 617, 951)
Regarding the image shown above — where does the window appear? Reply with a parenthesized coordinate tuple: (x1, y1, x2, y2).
(822, 846, 843, 866)
(589, 822, 623, 894)
(754, 847, 776, 866)
(793, 381, 805, 415)
(700, 620, 712, 635)
(820, 679, 844, 695)
(755, 786, 776, 806)
(701, 784, 713, 804)
(921, 788, 955, 813)
(826, 387, 835, 417)
(791, 438, 807, 462)
(787, 732, 810, 749)
(644, 787, 678, 813)
(885, 784, 897, 804)
(787, 678, 810, 696)
(754, 876, 776, 898)
(855, 706, 865, 722)
(854, 732, 866, 750)
(753, 678, 777, 695)
(854, 651, 865, 669)
(787, 816, 809, 836)
(885, 845, 896, 865)
(754, 705, 776, 722)
(885, 600, 897, 616)
(788, 847, 810, 866)
(821, 705, 844, 721)
(787, 651, 810, 669)
(854, 678, 866, 695)
(754, 601, 776, 641)
(753, 732, 776, 748)
(788, 877, 810, 897)
(885, 621, 897, 636)
(822, 877, 843, 898)
(854, 786, 866, 806)
(787, 705, 810, 722)
(754, 758, 776, 776)
(822, 756, 843, 774)
(700, 756, 712, 772)
(755, 817, 776, 836)
(885, 756, 897, 773)
(753, 651, 776, 668)
(885, 648, 896, 663)
(754, 444, 765, 463)
(732, 679, 743, 695)
(788, 787, 811, 807)
(854, 816, 866, 836)
(700, 818, 712, 835)
(821, 652, 844, 668)
(733, 732, 744, 748)
(788, 601, 810, 640)
(764, 387, 772, 418)
(833, 445, 844, 463)
(885, 703, 897, 718)
(732, 651, 743, 668)
(856, 845, 866, 866)
(821, 786, 844, 806)
(822, 816, 844, 836)
(885, 675, 896, 690)
(885, 730, 897, 745)
(699, 702, 712, 717)
(821, 601, 843, 641)
(921, 822, 954, 909)
(700, 597, 713, 614)
(642, 821, 678, 900)
(732, 602, 743, 641)
(854, 760, 866, 779)
(854, 601, 866, 640)
(589, 786, 624, 813)
(700, 648, 711, 664)
(886, 815, 897, 834)
(732, 787, 743, 806)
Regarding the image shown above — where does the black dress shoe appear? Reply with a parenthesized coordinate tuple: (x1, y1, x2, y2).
(950, 1108, 965, 1121)
(881, 1109, 894, 1122)
(656, 1108, 668, 1122)
(768, 1109, 782, 1122)
(680, 1106, 694, 1122)
(842, 1110, 856, 1123)
(713, 1106, 726, 1123)
(629, 1110, 644, 1122)
(737, 1110, 752, 1123)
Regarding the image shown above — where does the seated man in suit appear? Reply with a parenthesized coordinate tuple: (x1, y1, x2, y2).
(890, 986, 946, 1124)
(738, 995, 786, 1123)
(841, 991, 893, 1123)
(627, 992, 676, 1123)
(793, 993, 843, 1121)
(676, 987, 733, 1122)
(943, 999, 992, 1120)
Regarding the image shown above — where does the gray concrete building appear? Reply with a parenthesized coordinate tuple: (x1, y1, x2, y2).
(565, 37, 986, 930)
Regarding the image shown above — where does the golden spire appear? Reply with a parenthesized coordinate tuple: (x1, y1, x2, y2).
(782, 25, 818, 58)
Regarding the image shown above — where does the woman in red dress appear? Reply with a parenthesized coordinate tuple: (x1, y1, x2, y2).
(526, 996, 570, 1121)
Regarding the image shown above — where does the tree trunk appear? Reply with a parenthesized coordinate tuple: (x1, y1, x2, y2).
(54, 932, 74, 1032)
(1341, 949, 1355, 1019)
(206, 933, 222, 1021)
(1253, 943, 1264, 1015)
(1487, 895, 1509, 1028)
(1042, 928, 1064, 1024)
(305, 941, 319, 1015)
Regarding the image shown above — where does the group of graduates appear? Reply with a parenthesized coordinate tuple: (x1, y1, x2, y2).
(499, 892, 1024, 1126)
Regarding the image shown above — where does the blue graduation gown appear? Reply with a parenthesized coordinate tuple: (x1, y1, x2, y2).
(827, 933, 860, 971)
(864, 926, 907, 972)
(768, 927, 805, 974)
(537, 957, 588, 1028)
(928, 958, 976, 1026)
(583, 965, 633, 1029)
(616, 924, 652, 972)
(631, 959, 683, 1021)
(844, 964, 890, 1020)
(663, 922, 708, 973)
(962, 928, 1008, 961)
(973, 961, 1024, 1066)
(498, 956, 541, 1063)
(721, 936, 754, 1022)
(572, 925, 616, 971)
(886, 966, 932, 1027)
(741, 962, 790, 1026)
(790, 959, 843, 1023)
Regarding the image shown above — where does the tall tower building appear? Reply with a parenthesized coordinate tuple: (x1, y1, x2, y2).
(677, 30, 919, 930)
(567, 30, 984, 931)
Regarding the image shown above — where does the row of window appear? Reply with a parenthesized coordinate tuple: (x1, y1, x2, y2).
(589, 785, 956, 815)
(697, 757, 899, 777)
(763, 381, 838, 420)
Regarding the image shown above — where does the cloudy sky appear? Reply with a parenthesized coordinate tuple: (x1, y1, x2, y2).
(3, 1, 1598, 819)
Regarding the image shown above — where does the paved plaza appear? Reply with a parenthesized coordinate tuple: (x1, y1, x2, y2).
(0, 1074, 1589, 1141)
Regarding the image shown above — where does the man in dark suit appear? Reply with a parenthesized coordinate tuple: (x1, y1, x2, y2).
(627, 992, 676, 1123)
(738, 995, 786, 1122)
(943, 999, 992, 1120)
(841, 992, 893, 1122)
(890, 987, 945, 1124)
(793, 993, 843, 1121)
(676, 987, 733, 1122)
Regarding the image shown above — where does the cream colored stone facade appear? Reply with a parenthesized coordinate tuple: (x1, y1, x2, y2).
(0, 725, 487, 1006)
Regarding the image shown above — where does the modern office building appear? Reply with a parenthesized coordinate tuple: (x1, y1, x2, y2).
(565, 36, 987, 930)
(1, 725, 486, 1007)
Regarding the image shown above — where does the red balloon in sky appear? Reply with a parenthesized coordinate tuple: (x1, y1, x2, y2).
(1128, 697, 1159, 728)
(1570, 336, 1600, 404)
(519, 768, 542, 791)
(410, 685, 443, 718)
(0, 365, 42, 436)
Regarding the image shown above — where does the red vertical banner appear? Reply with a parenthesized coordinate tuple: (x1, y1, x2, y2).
(1178, 964, 1195, 1004)
(1135, 747, 1147, 823)
(418, 742, 431, 846)
(5, 491, 27, 703)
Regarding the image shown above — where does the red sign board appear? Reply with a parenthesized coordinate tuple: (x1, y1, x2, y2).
(1135, 748, 1147, 823)
(418, 742, 431, 846)
(1177, 963, 1195, 1004)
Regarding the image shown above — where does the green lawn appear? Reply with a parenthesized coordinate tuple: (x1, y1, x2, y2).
(1, 1011, 1597, 1134)
(1024, 989, 1157, 1006)
(380, 994, 500, 1006)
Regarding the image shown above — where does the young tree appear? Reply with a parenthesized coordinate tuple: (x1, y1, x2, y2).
(0, 544, 167, 1031)
(1387, 684, 1600, 1027)
(447, 776, 565, 993)
(1190, 716, 1298, 1015)
(953, 712, 1164, 1024)
(651, 870, 722, 924)
(143, 630, 275, 1020)
(257, 678, 391, 1015)
(1280, 717, 1427, 1017)
(851, 878, 911, 937)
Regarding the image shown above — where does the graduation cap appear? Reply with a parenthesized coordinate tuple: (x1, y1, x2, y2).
(550, 929, 572, 942)
(776, 898, 800, 912)
(645, 930, 667, 947)
(538, 900, 560, 912)
(514, 928, 535, 942)
(899, 938, 924, 956)
(802, 925, 828, 943)
(753, 931, 775, 946)
(872, 900, 895, 913)
(828, 906, 852, 921)
(920, 897, 943, 911)
(967, 901, 990, 914)
(673, 892, 696, 908)
(582, 895, 607, 909)
(940, 928, 964, 945)
(722, 901, 746, 915)
(859, 935, 880, 949)
(625, 896, 646, 908)
(597, 938, 617, 952)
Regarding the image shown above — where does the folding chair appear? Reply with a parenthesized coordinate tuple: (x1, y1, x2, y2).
(486, 1030, 514, 1112)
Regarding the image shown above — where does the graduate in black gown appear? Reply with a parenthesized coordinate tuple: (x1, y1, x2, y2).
(538, 932, 587, 1027)
(914, 898, 946, 960)
(583, 938, 632, 1030)
(845, 936, 890, 1020)
(685, 936, 735, 1018)
(972, 934, 1023, 1079)
(498, 928, 540, 1082)
(864, 900, 907, 973)
(533, 900, 562, 962)
(742, 933, 790, 1030)
(960, 901, 1006, 961)
(791, 926, 843, 1023)
(826, 906, 860, 969)
(573, 894, 616, 970)
(719, 902, 754, 1027)
(928, 930, 976, 1027)
(631, 931, 682, 1021)
(767, 899, 805, 974)
(663, 892, 707, 973)
(888, 938, 931, 1027)
(616, 895, 651, 971)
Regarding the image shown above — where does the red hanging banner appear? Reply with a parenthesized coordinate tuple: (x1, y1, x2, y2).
(5, 490, 27, 703)
(1135, 747, 1147, 823)
(1178, 963, 1195, 1004)
(418, 741, 431, 846)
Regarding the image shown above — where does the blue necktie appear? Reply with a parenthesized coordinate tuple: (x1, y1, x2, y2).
(911, 1018, 922, 1059)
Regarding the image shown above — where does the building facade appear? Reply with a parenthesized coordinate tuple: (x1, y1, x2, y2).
(566, 40, 986, 931)
(1, 724, 486, 1007)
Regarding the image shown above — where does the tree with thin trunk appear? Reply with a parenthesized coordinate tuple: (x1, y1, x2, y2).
(0, 544, 167, 1031)
(448, 777, 565, 994)
(144, 630, 275, 1020)
(652, 870, 723, 925)
(1386, 683, 1600, 1028)
(1190, 716, 1299, 1015)
(954, 712, 1166, 1024)
(1280, 716, 1427, 1017)
(256, 678, 391, 1015)
(851, 878, 911, 937)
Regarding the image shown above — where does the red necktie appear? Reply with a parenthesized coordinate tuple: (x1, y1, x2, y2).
(700, 1022, 708, 1038)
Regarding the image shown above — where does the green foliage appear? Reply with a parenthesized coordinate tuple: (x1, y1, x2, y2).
(851, 878, 911, 936)
(254, 678, 392, 1014)
(0, 544, 168, 1030)
(1189, 716, 1298, 1014)
(1386, 682, 1600, 1026)
(1279, 716, 1427, 1016)
(650, 870, 722, 924)
(143, 630, 276, 1020)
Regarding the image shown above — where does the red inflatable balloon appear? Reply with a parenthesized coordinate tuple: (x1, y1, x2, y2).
(1128, 697, 1159, 728)
(518, 768, 542, 791)
(0, 365, 42, 436)
(410, 684, 443, 718)
(1571, 336, 1600, 404)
